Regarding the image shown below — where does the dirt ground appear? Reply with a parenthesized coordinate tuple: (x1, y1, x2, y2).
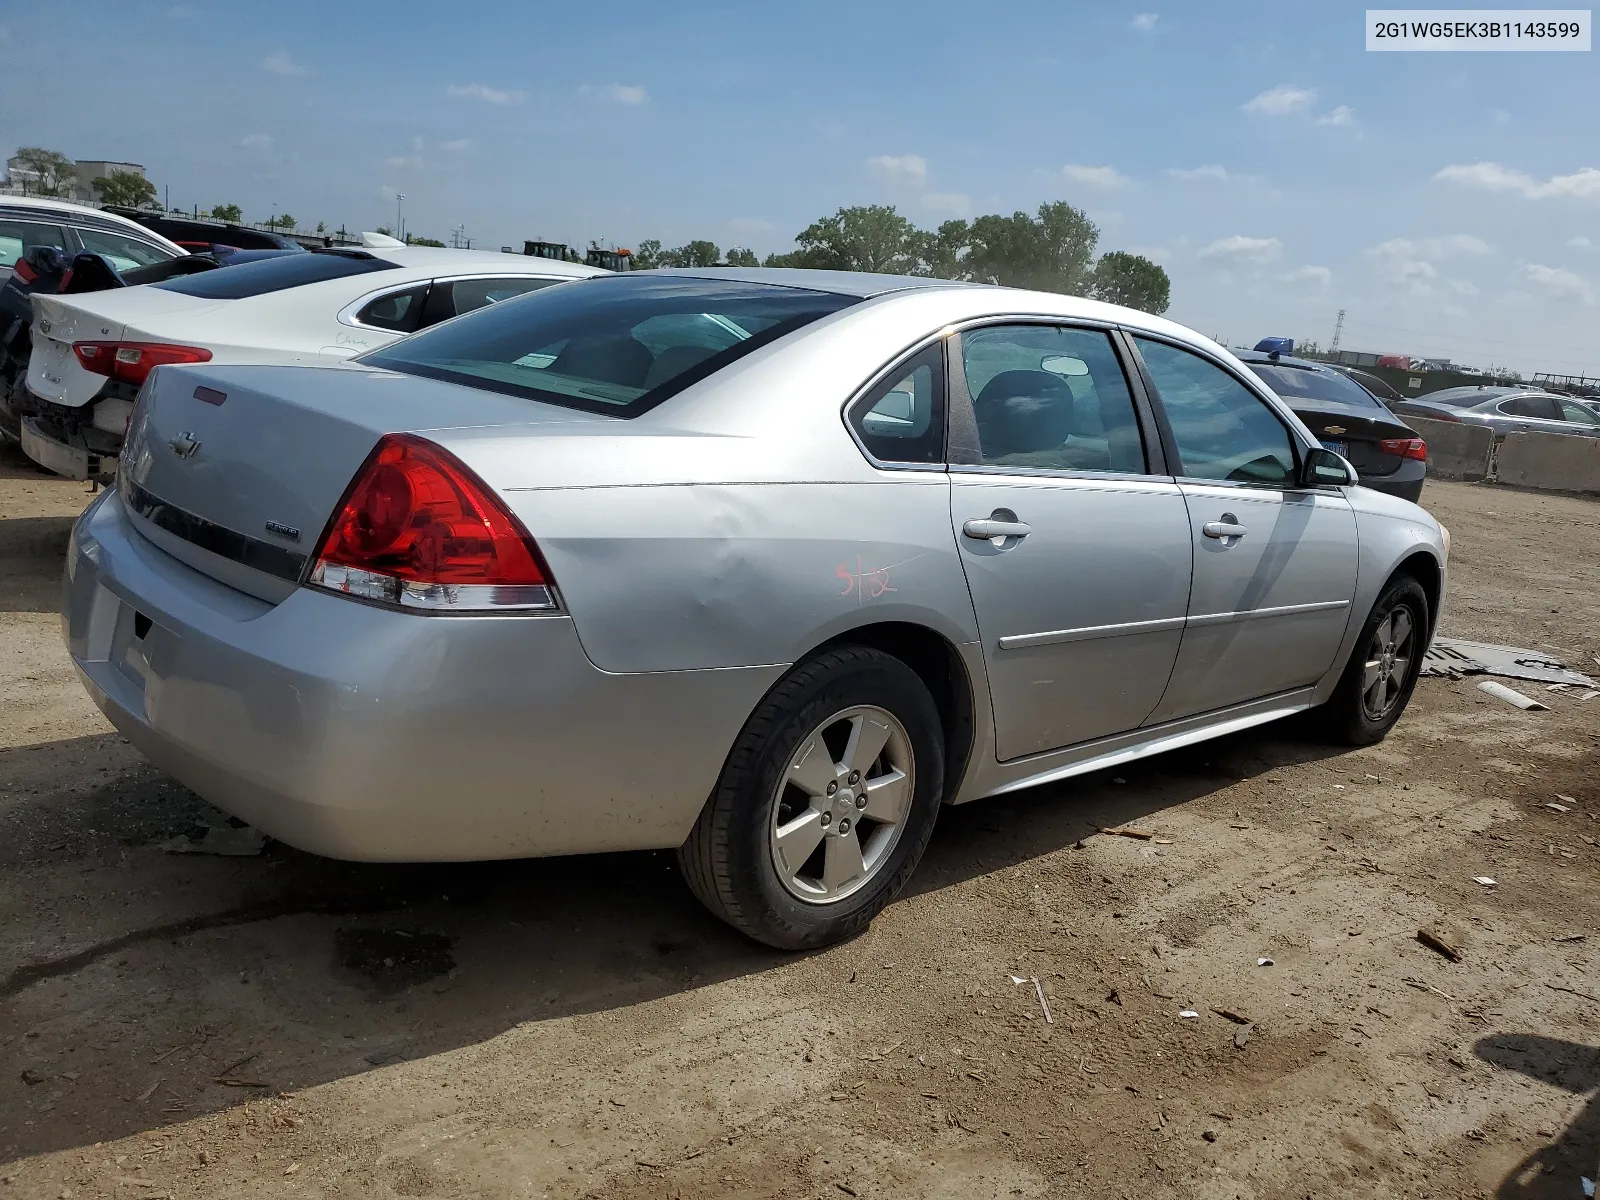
(1, 440, 1596, 1200)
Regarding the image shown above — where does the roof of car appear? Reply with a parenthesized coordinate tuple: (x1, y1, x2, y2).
(364, 246, 603, 276)
(1234, 349, 1339, 373)
(0, 196, 185, 253)
(632, 266, 973, 297)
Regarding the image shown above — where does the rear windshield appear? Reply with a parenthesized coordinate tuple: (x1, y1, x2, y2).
(362, 274, 860, 417)
(1244, 362, 1387, 411)
(151, 251, 400, 299)
(1421, 389, 1502, 408)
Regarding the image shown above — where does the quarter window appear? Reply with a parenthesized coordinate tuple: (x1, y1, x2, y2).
(1135, 338, 1297, 487)
(956, 325, 1146, 474)
(848, 343, 945, 464)
(355, 285, 429, 332)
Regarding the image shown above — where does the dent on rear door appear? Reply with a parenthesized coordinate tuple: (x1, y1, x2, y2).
(520, 478, 978, 674)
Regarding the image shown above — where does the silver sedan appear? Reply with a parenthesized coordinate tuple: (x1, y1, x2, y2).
(1393, 385, 1600, 438)
(63, 269, 1448, 948)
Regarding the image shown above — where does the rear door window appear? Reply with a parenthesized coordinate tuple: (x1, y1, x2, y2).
(955, 325, 1147, 474)
(1499, 395, 1562, 420)
(0, 219, 68, 268)
(362, 275, 859, 417)
(153, 251, 401, 299)
(73, 227, 177, 271)
(446, 276, 558, 318)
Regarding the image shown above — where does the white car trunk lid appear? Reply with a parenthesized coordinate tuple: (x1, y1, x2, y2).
(29, 291, 226, 408)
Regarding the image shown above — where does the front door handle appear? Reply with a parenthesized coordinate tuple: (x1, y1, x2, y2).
(1202, 513, 1248, 540)
(963, 518, 1032, 541)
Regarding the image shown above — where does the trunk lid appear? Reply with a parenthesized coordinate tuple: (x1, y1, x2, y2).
(119, 362, 615, 602)
(1286, 402, 1418, 478)
(29, 290, 227, 407)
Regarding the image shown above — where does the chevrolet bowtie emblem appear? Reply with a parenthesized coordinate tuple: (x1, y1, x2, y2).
(168, 431, 201, 458)
(1323, 425, 1347, 436)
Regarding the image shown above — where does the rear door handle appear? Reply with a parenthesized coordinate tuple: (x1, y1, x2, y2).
(1202, 516, 1248, 540)
(963, 518, 1032, 541)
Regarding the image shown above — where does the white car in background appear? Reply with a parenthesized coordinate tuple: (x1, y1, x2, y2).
(21, 244, 602, 479)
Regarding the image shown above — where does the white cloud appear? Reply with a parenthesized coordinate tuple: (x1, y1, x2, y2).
(260, 51, 308, 76)
(1433, 162, 1600, 200)
(1131, 12, 1159, 31)
(238, 133, 273, 151)
(1316, 105, 1356, 128)
(1198, 235, 1282, 263)
(440, 138, 473, 153)
(1569, 235, 1594, 249)
(1241, 85, 1316, 116)
(1281, 265, 1332, 285)
(1059, 164, 1129, 188)
(447, 82, 526, 105)
(1166, 164, 1230, 182)
(581, 83, 648, 106)
(383, 153, 423, 170)
(728, 217, 774, 236)
(866, 154, 929, 187)
(1371, 234, 1490, 260)
(1522, 263, 1594, 304)
(1449, 279, 1481, 296)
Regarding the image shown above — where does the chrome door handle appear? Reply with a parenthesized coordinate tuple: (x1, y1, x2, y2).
(963, 518, 1032, 540)
(1202, 514, 1247, 540)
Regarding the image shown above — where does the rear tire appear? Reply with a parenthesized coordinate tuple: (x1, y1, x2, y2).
(1315, 574, 1429, 746)
(678, 646, 944, 950)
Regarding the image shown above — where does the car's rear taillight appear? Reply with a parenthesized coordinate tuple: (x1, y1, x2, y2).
(13, 259, 38, 284)
(1378, 437, 1428, 461)
(306, 433, 557, 613)
(72, 340, 212, 386)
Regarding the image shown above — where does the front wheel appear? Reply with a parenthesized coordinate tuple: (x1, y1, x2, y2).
(677, 646, 945, 950)
(1316, 574, 1429, 745)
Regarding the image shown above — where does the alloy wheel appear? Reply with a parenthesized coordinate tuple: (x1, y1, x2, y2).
(768, 705, 915, 904)
(1361, 604, 1416, 721)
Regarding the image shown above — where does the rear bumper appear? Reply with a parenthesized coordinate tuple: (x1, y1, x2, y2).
(21, 415, 116, 481)
(63, 490, 780, 861)
(1358, 459, 1425, 503)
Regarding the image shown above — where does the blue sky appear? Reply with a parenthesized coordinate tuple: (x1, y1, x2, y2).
(5, 1, 1598, 374)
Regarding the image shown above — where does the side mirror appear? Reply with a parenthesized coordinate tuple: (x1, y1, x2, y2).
(1301, 446, 1357, 488)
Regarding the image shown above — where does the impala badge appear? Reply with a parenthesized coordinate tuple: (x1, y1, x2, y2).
(168, 431, 201, 458)
(264, 520, 301, 542)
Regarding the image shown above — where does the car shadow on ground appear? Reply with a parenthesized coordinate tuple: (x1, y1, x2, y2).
(0, 515, 75, 614)
(1474, 1035, 1599, 1199)
(0, 719, 1350, 1163)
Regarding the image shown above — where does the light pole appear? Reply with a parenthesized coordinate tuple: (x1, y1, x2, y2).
(396, 193, 405, 242)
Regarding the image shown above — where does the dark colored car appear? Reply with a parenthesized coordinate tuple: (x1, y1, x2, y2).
(1237, 350, 1427, 501)
(101, 207, 308, 253)
(1328, 364, 1407, 406)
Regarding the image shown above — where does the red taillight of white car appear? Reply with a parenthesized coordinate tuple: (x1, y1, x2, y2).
(306, 433, 558, 613)
(1378, 437, 1428, 461)
(72, 341, 213, 386)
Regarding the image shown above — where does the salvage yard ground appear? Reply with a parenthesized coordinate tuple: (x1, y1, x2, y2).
(1, 441, 1597, 1200)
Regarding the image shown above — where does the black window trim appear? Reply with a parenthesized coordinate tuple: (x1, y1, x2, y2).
(336, 271, 577, 332)
(942, 316, 1169, 484)
(1121, 330, 1332, 493)
(839, 330, 953, 473)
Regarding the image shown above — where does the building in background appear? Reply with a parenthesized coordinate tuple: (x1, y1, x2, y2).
(2, 152, 148, 204)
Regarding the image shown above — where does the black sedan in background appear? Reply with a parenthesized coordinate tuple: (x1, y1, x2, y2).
(1237, 350, 1427, 501)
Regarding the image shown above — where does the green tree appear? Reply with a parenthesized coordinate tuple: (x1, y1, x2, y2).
(12, 147, 75, 197)
(724, 247, 759, 267)
(276, 214, 296, 231)
(210, 203, 243, 222)
(1088, 251, 1171, 314)
(966, 201, 1099, 294)
(631, 239, 662, 270)
(315, 221, 327, 234)
(406, 234, 445, 247)
(916, 219, 971, 280)
(660, 240, 721, 267)
(771, 205, 921, 274)
(375, 225, 394, 236)
(91, 170, 157, 208)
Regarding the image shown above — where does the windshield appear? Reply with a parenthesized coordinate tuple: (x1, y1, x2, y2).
(1244, 362, 1387, 411)
(152, 251, 400, 299)
(362, 274, 860, 417)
